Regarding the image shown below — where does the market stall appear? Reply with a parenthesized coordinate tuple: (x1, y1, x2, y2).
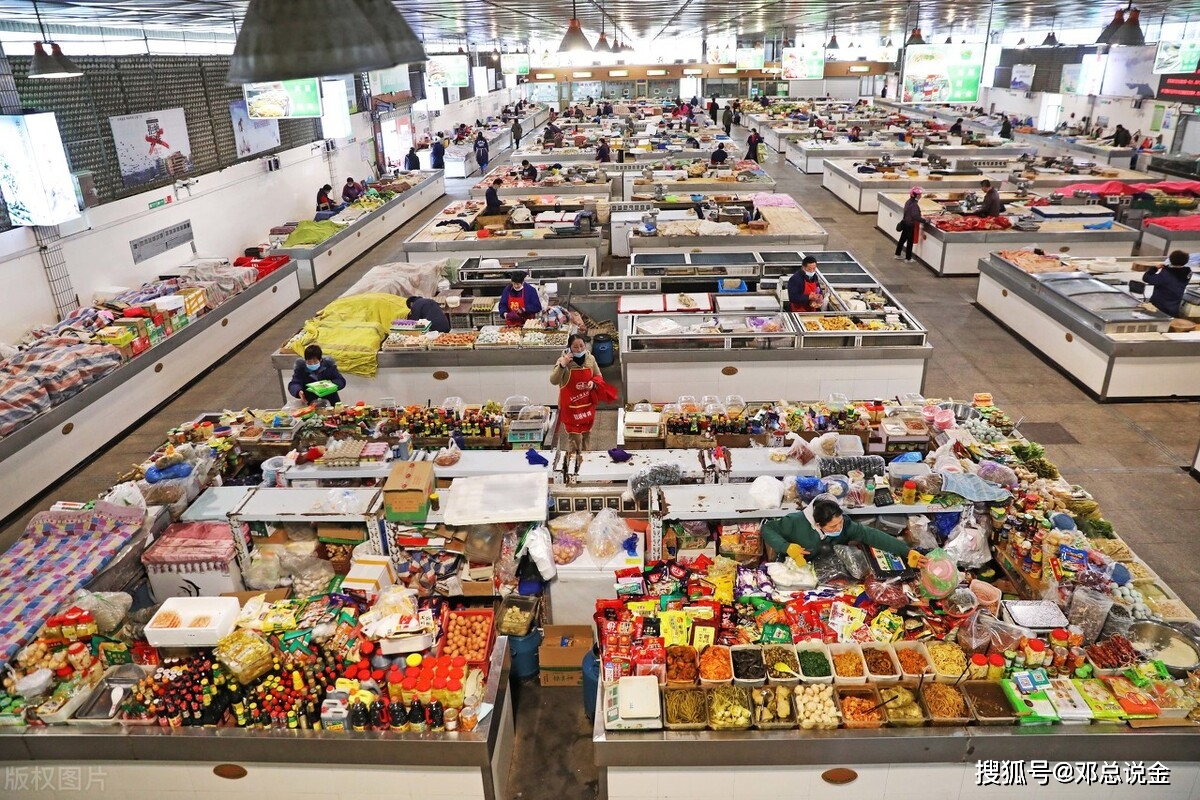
(787, 139, 918, 174)
(276, 172, 445, 293)
(622, 161, 776, 202)
(1013, 132, 1136, 168)
(583, 391, 1200, 798)
(0, 262, 301, 523)
(822, 158, 1146, 214)
(627, 194, 829, 257)
(468, 166, 616, 199)
(875, 192, 1137, 276)
(977, 250, 1200, 399)
(1139, 217, 1200, 258)
(619, 251, 931, 401)
(402, 199, 604, 270)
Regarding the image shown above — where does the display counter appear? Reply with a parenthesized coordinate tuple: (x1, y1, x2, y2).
(1012, 131, 1136, 167)
(275, 172, 444, 292)
(619, 250, 931, 400)
(822, 158, 1145, 214)
(977, 251, 1200, 399)
(0, 264, 301, 523)
(622, 170, 776, 201)
(468, 167, 616, 199)
(0, 638, 515, 800)
(627, 197, 829, 256)
(787, 139, 918, 174)
(403, 199, 604, 269)
(875, 192, 1137, 276)
(1139, 220, 1200, 257)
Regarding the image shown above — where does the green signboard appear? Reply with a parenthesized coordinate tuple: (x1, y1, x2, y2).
(501, 53, 530, 76)
(1154, 41, 1200, 74)
(901, 45, 984, 103)
(426, 55, 471, 88)
(736, 47, 765, 71)
(243, 79, 323, 119)
(781, 47, 825, 80)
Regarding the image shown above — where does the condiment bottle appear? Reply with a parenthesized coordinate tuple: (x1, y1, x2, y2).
(1050, 628, 1069, 650)
(1023, 638, 1046, 667)
(431, 676, 449, 706)
(416, 679, 434, 706)
(1066, 626, 1084, 649)
(968, 653, 989, 680)
(407, 698, 426, 732)
(445, 678, 465, 709)
(387, 669, 405, 702)
(901, 480, 917, 506)
(388, 701, 408, 731)
(987, 653, 1005, 681)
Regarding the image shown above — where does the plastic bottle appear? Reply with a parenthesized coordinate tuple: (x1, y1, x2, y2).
(987, 653, 1005, 681)
(901, 480, 917, 506)
(968, 653, 989, 680)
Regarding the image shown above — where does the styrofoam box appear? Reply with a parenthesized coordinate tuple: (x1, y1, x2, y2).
(144, 597, 240, 648)
(146, 554, 244, 602)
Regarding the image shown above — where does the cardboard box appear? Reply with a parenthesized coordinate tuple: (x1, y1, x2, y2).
(539, 624, 593, 686)
(383, 461, 434, 522)
(317, 522, 368, 543)
(95, 325, 135, 347)
(130, 336, 151, 356)
(341, 556, 395, 602)
(220, 587, 291, 607)
(177, 287, 207, 317)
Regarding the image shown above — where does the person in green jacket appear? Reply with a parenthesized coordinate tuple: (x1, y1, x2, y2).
(762, 495, 927, 569)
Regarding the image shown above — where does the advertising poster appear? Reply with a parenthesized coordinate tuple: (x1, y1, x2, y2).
(427, 55, 471, 88)
(109, 108, 192, 188)
(243, 79, 323, 118)
(1010, 64, 1036, 91)
(901, 44, 985, 103)
(706, 36, 737, 64)
(781, 47, 825, 80)
(369, 66, 411, 95)
(1060, 64, 1082, 94)
(500, 53, 530, 75)
(1154, 41, 1200, 74)
(736, 47, 765, 71)
(0, 113, 79, 226)
(1100, 45, 1158, 98)
(229, 100, 280, 158)
(1079, 54, 1107, 96)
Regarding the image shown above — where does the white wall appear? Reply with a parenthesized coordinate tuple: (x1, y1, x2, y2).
(0, 113, 373, 344)
(824, 78, 861, 101)
(413, 86, 528, 139)
(982, 86, 1182, 146)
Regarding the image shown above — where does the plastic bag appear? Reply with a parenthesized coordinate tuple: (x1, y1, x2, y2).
(864, 573, 908, 609)
(928, 442, 962, 473)
(103, 481, 146, 509)
(144, 461, 193, 483)
(69, 590, 133, 634)
(434, 438, 461, 466)
(136, 477, 192, 505)
(326, 489, 359, 515)
(810, 431, 839, 457)
(765, 560, 818, 590)
(942, 586, 979, 617)
(786, 433, 816, 465)
(918, 548, 959, 599)
(1067, 586, 1113, 645)
(960, 610, 1032, 655)
(905, 515, 937, 550)
(748, 476, 783, 509)
(914, 473, 943, 495)
(812, 550, 851, 586)
(943, 517, 991, 569)
(626, 462, 683, 503)
(977, 460, 1018, 488)
(835, 544, 871, 580)
(586, 508, 629, 563)
(548, 510, 593, 536)
(843, 472, 869, 508)
(290, 556, 335, 597)
(244, 551, 282, 590)
(794, 475, 827, 503)
(517, 524, 557, 580)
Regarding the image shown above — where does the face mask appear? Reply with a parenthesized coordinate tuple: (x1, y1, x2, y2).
(306, 362, 321, 372)
(804, 270, 817, 278)
(821, 521, 843, 538)
(572, 353, 586, 364)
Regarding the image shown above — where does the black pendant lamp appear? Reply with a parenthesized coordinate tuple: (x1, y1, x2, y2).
(558, 0, 592, 52)
(884, 37, 893, 47)
(1097, 8, 1126, 43)
(827, 33, 840, 49)
(28, 0, 82, 79)
(228, 0, 424, 83)
(906, 27, 925, 45)
(1110, 7, 1145, 46)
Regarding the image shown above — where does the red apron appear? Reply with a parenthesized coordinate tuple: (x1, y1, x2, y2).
(559, 368, 597, 434)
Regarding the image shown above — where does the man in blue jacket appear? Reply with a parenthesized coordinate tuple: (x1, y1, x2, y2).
(288, 345, 347, 404)
(1142, 250, 1192, 318)
(431, 134, 446, 170)
(474, 133, 490, 172)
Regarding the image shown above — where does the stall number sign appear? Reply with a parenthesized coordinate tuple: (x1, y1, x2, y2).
(130, 220, 195, 265)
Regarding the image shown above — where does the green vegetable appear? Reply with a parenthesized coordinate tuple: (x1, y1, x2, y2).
(1023, 456, 1060, 480)
(1011, 441, 1045, 462)
(1078, 517, 1115, 539)
(798, 650, 831, 678)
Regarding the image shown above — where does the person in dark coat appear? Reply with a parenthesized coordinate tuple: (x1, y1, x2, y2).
(431, 135, 446, 169)
(978, 179, 1004, 217)
(519, 159, 538, 181)
(709, 95, 719, 123)
(999, 115, 1013, 139)
(710, 143, 729, 165)
(596, 138, 612, 163)
(474, 134, 490, 171)
(406, 296, 451, 333)
(511, 119, 523, 148)
(746, 129, 761, 162)
(722, 105, 733, 136)
(1142, 250, 1192, 318)
(896, 187, 925, 261)
(786, 256, 823, 311)
(288, 345, 347, 404)
(484, 178, 504, 216)
(403, 147, 421, 171)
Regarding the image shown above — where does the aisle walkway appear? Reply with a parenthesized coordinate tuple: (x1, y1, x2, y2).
(2, 132, 1199, 800)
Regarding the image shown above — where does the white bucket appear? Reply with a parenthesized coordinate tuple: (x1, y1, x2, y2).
(262, 456, 292, 487)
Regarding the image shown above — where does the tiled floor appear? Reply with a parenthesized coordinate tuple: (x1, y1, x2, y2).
(3, 129, 1200, 800)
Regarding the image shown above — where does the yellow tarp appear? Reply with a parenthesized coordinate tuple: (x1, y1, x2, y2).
(292, 293, 409, 377)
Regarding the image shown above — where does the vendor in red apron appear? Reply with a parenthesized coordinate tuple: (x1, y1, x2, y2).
(550, 335, 614, 453)
(786, 255, 824, 312)
(499, 270, 543, 325)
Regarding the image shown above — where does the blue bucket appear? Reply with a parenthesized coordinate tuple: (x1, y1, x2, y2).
(582, 646, 600, 719)
(509, 629, 544, 681)
(591, 333, 615, 367)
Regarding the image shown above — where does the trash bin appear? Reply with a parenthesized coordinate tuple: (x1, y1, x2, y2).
(591, 333, 615, 367)
(509, 628, 544, 682)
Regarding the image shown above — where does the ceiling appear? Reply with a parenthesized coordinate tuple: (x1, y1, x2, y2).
(2, 0, 1199, 49)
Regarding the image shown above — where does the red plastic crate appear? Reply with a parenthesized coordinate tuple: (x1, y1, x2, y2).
(233, 254, 290, 279)
(438, 608, 495, 677)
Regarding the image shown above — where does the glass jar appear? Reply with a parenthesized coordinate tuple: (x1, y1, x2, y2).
(77, 612, 98, 638)
(431, 677, 449, 707)
(67, 642, 90, 671)
(445, 678, 464, 709)
(61, 609, 83, 640)
(459, 702, 478, 732)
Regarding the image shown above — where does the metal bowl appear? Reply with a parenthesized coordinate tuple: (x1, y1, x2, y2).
(936, 401, 981, 423)
(1126, 621, 1200, 677)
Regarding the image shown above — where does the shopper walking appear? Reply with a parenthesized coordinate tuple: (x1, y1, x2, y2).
(895, 187, 925, 262)
(746, 129, 761, 162)
(550, 335, 614, 454)
(709, 94, 719, 124)
(288, 345, 347, 405)
(722, 105, 733, 136)
(511, 119, 523, 149)
(431, 134, 446, 170)
(474, 133, 490, 172)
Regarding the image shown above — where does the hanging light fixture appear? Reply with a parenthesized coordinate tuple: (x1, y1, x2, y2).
(1017, 37, 1027, 46)
(594, 0, 613, 52)
(1097, 7, 1126, 43)
(884, 37, 893, 47)
(229, 0, 425, 83)
(558, 0, 592, 52)
(1041, 15, 1060, 46)
(1111, 6, 1145, 45)
(905, 27, 925, 45)
(28, 0, 83, 79)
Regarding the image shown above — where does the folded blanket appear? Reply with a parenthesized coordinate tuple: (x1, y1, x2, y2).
(937, 471, 1012, 503)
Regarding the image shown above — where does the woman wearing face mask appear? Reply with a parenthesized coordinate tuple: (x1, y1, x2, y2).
(786, 255, 824, 312)
(550, 335, 612, 453)
(288, 344, 347, 405)
(762, 494, 928, 569)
